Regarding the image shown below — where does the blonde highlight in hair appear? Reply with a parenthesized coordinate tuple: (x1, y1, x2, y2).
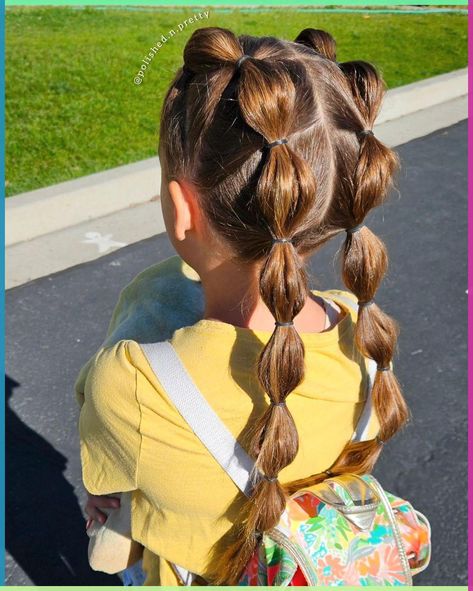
(159, 26, 410, 585)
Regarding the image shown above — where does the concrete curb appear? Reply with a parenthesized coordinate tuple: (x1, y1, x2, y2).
(5, 68, 467, 248)
(377, 68, 467, 124)
(6, 157, 161, 247)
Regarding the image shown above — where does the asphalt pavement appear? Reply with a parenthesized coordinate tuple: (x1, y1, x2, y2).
(5, 120, 467, 585)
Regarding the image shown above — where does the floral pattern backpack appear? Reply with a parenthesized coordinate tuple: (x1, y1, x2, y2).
(139, 295, 431, 586)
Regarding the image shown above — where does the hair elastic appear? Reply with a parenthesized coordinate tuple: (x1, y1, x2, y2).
(264, 475, 278, 482)
(376, 435, 385, 445)
(377, 365, 391, 372)
(272, 237, 293, 244)
(346, 223, 365, 235)
(271, 400, 287, 407)
(358, 299, 375, 308)
(324, 469, 334, 477)
(358, 129, 374, 138)
(236, 54, 251, 69)
(275, 321, 294, 327)
(266, 138, 288, 149)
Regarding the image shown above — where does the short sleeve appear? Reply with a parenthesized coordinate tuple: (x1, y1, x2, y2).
(79, 340, 142, 495)
(74, 354, 97, 409)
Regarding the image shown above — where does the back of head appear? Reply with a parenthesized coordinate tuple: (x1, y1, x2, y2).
(159, 26, 410, 585)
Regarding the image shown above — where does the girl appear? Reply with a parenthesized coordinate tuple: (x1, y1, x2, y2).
(78, 26, 409, 585)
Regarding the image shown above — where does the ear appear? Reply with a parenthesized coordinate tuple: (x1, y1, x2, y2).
(167, 179, 201, 241)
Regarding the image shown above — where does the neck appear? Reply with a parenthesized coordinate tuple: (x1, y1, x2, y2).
(199, 259, 327, 333)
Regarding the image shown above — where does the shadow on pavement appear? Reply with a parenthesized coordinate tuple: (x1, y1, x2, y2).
(5, 375, 121, 586)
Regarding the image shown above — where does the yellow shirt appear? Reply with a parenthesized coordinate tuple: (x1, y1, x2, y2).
(77, 258, 380, 586)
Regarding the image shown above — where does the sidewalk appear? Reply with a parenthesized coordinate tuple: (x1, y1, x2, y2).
(5, 68, 468, 289)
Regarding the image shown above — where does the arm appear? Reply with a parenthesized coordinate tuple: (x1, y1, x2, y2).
(79, 341, 142, 511)
(76, 255, 203, 520)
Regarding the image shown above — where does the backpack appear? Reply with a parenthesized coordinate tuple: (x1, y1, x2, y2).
(139, 294, 431, 585)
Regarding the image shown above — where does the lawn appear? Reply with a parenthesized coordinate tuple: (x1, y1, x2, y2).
(5, 7, 467, 197)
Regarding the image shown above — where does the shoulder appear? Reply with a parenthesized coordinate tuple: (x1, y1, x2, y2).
(75, 339, 136, 409)
(83, 338, 180, 418)
(84, 340, 139, 413)
(88, 339, 135, 377)
(86, 339, 176, 410)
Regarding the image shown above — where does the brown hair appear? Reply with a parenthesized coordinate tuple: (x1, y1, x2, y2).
(159, 26, 410, 585)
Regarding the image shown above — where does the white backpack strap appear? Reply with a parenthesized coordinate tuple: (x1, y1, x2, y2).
(320, 293, 378, 442)
(140, 341, 256, 498)
(170, 562, 195, 586)
(351, 357, 377, 442)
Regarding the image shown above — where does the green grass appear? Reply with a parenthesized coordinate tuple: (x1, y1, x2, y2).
(6, 7, 467, 197)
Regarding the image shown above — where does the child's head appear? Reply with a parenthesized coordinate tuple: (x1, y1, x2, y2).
(158, 26, 409, 584)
